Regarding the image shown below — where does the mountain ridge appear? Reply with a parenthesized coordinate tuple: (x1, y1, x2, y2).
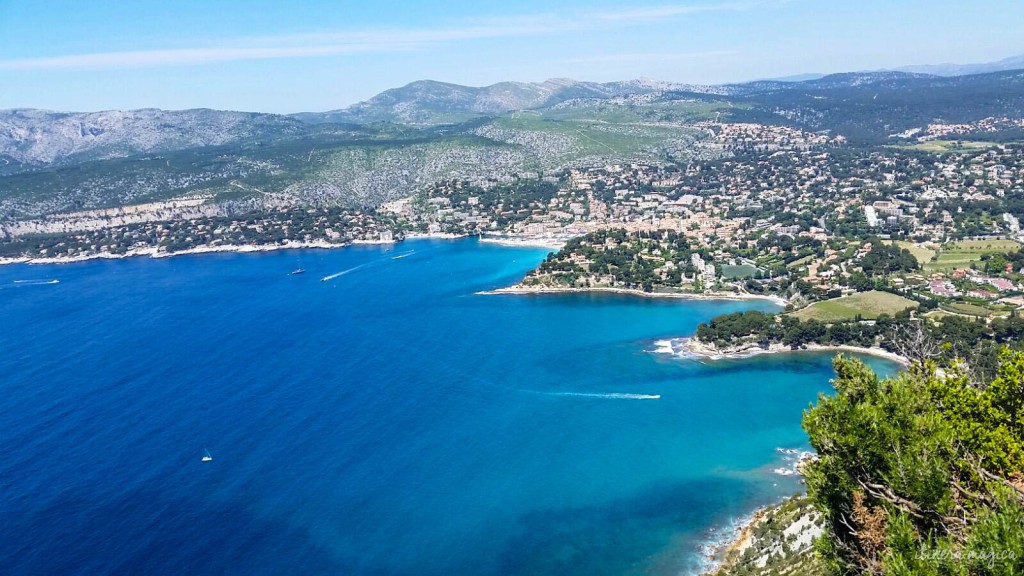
(291, 77, 723, 126)
(893, 53, 1024, 77)
(0, 108, 311, 167)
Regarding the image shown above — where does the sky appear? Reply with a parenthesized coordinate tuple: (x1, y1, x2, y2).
(0, 0, 1022, 113)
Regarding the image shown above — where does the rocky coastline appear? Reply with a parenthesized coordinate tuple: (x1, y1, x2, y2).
(662, 336, 909, 366)
(0, 233, 504, 267)
(703, 496, 824, 576)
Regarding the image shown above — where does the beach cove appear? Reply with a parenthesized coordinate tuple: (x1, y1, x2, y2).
(0, 238, 899, 575)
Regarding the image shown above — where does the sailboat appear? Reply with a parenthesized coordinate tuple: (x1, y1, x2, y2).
(201, 447, 213, 462)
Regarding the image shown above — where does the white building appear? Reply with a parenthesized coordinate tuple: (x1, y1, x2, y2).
(864, 205, 879, 227)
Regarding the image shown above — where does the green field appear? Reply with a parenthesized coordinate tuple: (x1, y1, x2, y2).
(898, 140, 998, 153)
(923, 239, 1020, 272)
(791, 290, 918, 322)
(721, 264, 759, 279)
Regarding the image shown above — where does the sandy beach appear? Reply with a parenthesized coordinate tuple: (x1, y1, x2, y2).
(403, 232, 469, 240)
(477, 235, 567, 250)
(0, 239, 350, 266)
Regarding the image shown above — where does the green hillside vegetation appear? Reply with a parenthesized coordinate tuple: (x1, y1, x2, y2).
(0, 110, 711, 219)
(539, 98, 729, 124)
(791, 291, 918, 322)
(0, 130, 453, 217)
(489, 112, 704, 161)
(803, 354, 1024, 575)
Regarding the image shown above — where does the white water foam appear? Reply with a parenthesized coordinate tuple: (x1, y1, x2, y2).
(652, 339, 677, 355)
(773, 447, 817, 476)
(13, 279, 59, 286)
(649, 337, 702, 360)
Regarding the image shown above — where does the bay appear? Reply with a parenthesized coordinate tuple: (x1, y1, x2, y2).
(0, 239, 895, 575)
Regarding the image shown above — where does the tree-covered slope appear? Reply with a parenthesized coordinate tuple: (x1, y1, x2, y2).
(803, 354, 1024, 575)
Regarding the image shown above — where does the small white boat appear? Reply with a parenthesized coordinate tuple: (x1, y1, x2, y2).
(201, 447, 213, 462)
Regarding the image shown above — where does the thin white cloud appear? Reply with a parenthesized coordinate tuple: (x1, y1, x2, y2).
(590, 1, 768, 22)
(559, 50, 737, 64)
(0, 2, 774, 71)
(0, 44, 421, 70)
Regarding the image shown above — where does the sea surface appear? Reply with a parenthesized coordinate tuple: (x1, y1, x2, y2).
(0, 239, 896, 576)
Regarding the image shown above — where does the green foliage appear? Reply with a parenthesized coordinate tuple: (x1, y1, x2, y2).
(533, 229, 695, 291)
(860, 240, 919, 276)
(696, 311, 775, 343)
(803, 355, 1024, 575)
(928, 350, 1024, 474)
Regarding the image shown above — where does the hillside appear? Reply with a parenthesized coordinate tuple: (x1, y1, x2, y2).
(0, 110, 710, 219)
(3, 68, 1024, 220)
(0, 108, 315, 169)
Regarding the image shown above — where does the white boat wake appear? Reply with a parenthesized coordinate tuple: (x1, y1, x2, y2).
(320, 249, 421, 282)
(544, 392, 661, 400)
(320, 264, 366, 282)
(12, 279, 60, 286)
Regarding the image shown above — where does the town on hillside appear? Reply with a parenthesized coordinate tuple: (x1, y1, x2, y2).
(4, 118, 1024, 367)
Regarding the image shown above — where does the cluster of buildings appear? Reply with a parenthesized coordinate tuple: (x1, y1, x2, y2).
(402, 136, 1023, 253)
(6, 119, 1024, 315)
(915, 117, 1024, 141)
(4, 207, 397, 260)
(929, 269, 1019, 300)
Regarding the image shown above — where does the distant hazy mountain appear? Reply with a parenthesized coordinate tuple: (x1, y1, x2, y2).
(758, 54, 1024, 84)
(2, 67, 1015, 170)
(710, 71, 937, 97)
(764, 73, 827, 83)
(0, 108, 308, 167)
(300, 71, 988, 126)
(894, 54, 1024, 77)
(294, 78, 724, 126)
(719, 69, 1024, 143)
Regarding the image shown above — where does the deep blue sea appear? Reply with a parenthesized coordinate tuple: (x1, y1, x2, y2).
(0, 239, 896, 575)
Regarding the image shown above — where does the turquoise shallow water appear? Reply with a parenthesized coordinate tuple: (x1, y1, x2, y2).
(0, 239, 895, 575)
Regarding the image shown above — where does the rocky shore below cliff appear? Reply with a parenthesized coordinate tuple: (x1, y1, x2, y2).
(655, 336, 909, 366)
